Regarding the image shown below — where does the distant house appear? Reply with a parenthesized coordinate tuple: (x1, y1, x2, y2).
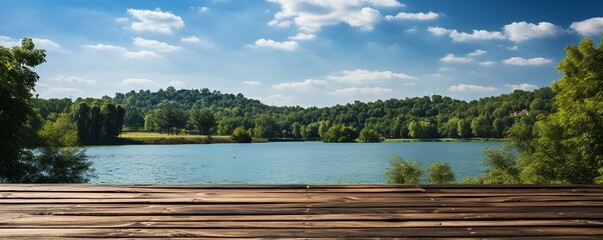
(510, 109, 529, 116)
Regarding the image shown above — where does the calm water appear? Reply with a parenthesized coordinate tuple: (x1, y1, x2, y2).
(87, 141, 503, 184)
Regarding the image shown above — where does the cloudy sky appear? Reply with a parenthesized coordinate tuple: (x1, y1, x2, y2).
(1, 0, 602, 107)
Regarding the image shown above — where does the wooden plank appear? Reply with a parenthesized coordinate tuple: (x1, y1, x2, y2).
(2, 227, 603, 238)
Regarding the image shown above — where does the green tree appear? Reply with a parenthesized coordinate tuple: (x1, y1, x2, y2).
(89, 106, 103, 140)
(75, 103, 91, 141)
(38, 113, 78, 148)
(408, 120, 422, 139)
(231, 126, 252, 143)
(464, 146, 521, 184)
(471, 116, 491, 138)
(358, 127, 383, 142)
(189, 108, 216, 135)
(124, 107, 145, 131)
(428, 161, 455, 184)
(322, 125, 358, 142)
(0, 38, 46, 181)
(457, 119, 471, 138)
(510, 35, 603, 184)
(254, 114, 277, 138)
(385, 155, 423, 184)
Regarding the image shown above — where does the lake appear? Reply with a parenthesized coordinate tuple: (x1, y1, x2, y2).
(87, 141, 504, 184)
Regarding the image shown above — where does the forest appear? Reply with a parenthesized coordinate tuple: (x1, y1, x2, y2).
(30, 86, 555, 143)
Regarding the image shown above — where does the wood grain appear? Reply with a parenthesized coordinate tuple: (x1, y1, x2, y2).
(1, 184, 602, 238)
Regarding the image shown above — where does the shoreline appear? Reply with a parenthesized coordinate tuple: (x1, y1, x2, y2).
(81, 133, 506, 146)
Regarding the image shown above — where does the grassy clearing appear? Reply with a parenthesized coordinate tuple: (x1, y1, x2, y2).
(118, 132, 267, 144)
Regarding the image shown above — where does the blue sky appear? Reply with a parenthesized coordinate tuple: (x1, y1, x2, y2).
(1, 0, 602, 107)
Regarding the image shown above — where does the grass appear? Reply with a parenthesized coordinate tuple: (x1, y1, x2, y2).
(118, 132, 268, 144)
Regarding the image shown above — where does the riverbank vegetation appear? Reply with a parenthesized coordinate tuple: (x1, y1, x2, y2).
(386, 35, 603, 184)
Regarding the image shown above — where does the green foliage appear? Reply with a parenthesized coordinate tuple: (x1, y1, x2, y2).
(508, 35, 603, 184)
(75, 102, 125, 142)
(358, 127, 384, 142)
(38, 113, 78, 148)
(464, 146, 521, 184)
(231, 127, 252, 143)
(322, 125, 358, 142)
(19, 147, 94, 183)
(385, 155, 423, 184)
(0, 38, 46, 182)
(428, 161, 455, 184)
(148, 107, 188, 134)
(188, 108, 216, 135)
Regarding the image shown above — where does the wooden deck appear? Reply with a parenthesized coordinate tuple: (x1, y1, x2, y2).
(1, 184, 603, 238)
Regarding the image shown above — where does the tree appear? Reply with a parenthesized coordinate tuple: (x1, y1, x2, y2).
(231, 126, 252, 143)
(0, 38, 46, 181)
(124, 107, 145, 131)
(358, 127, 383, 142)
(75, 103, 90, 141)
(457, 119, 471, 138)
(89, 106, 103, 140)
(471, 116, 490, 138)
(385, 155, 423, 184)
(38, 113, 78, 148)
(464, 146, 521, 184)
(254, 114, 277, 139)
(189, 108, 216, 135)
(428, 161, 455, 184)
(510, 35, 603, 184)
(408, 120, 422, 139)
(322, 125, 358, 142)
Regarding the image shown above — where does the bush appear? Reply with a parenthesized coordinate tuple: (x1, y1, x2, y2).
(322, 125, 358, 142)
(385, 155, 423, 184)
(358, 128, 384, 142)
(428, 161, 455, 184)
(231, 127, 252, 143)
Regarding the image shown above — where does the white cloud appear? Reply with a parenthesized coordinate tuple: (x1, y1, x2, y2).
(133, 37, 181, 52)
(326, 69, 416, 84)
(243, 80, 261, 85)
(503, 57, 552, 66)
(0, 36, 19, 47)
(119, 78, 161, 87)
(267, 0, 403, 33)
(115, 17, 129, 23)
(448, 84, 496, 92)
(507, 45, 518, 51)
(85, 43, 127, 51)
(123, 50, 162, 58)
(332, 86, 392, 95)
(272, 79, 327, 91)
(505, 83, 538, 91)
(127, 8, 184, 34)
(181, 36, 200, 43)
(428, 26, 505, 42)
(449, 29, 505, 42)
(289, 33, 316, 41)
(198, 6, 210, 13)
(262, 94, 295, 105)
(86, 43, 162, 58)
(479, 61, 496, 66)
(467, 49, 487, 57)
(570, 17, 603, 36)
(385, 11, 438, 21)
(427, 26, 449, 36)
(46, 87, 85, 94)
(51, 75, 96, 85)
(503, 21, 563, 42)
(440, 53, 472, 63)
(249, 38, 299, 51)
(31, 38, 62, 50)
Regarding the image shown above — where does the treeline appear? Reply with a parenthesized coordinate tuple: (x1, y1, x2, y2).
(32, 86, 555, 142)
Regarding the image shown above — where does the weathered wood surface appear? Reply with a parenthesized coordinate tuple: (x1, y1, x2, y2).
(1, 184, 602, 238)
